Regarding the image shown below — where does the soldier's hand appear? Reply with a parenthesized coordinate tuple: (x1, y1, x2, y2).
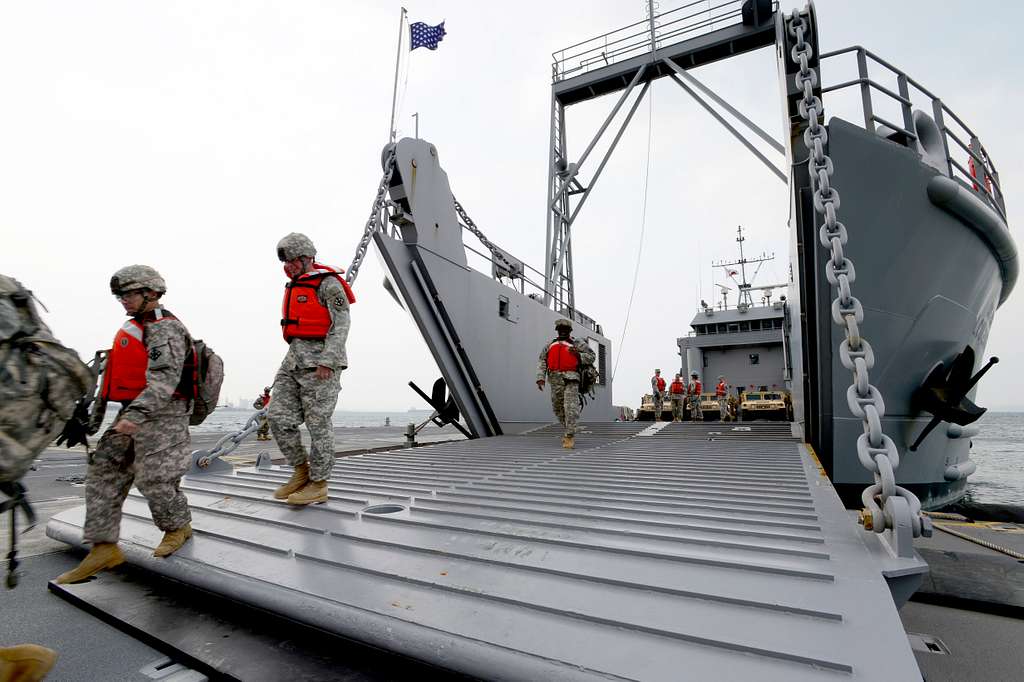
(315, 365, 334, 380)
(113, 419, 139, 435)
(536, 379, 545, 390)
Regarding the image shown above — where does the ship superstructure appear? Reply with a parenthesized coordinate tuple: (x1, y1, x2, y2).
(679, 226, 791, 397)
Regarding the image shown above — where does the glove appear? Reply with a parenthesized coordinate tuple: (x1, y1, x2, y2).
(55, 399, 91, 449)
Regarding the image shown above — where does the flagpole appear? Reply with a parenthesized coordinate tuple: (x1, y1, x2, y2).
(388, 7, 407, 143)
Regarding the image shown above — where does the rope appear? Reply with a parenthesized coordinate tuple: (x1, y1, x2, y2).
(612, 89, 654, 381)
(932, 522, 1024, 561)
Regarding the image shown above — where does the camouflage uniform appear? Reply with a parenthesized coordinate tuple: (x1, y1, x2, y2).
(537, 337, 595, 438)
(651, 375, 665, 419)
(84, 306, 193, 544)
(669, 382, 686, 422)
(269, 276, 349, 482)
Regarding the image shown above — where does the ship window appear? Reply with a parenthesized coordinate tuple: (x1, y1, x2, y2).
(597, 342, 606, 386)
(749, 353, 760, 365)
(728, 324, 739, 333)
(498, 296, 509, 319)
(740, 322, 750, 332)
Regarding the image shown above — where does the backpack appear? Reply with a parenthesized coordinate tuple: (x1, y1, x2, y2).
(1, 274, 93, 588)
(182, 340, 224, 426)
(0, 275, 93, 482)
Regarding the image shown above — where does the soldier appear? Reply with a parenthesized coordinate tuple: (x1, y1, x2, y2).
(688, 371, 703, 421)
(669, 373, 686, 422)
(253, 386, 272, 440)
(57, 265, 196, 584)
(269, 233, 353, 505)
(715, 375, 729, 420)
(537, 318, 595, 449)
(650, 369, 666, 422)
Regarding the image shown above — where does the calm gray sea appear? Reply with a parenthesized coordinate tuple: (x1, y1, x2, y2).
(164, 408, 1022, 507)
(962, 412, 1023, 507)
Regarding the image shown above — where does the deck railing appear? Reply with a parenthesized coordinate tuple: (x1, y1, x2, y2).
(819, 46, 1007, 221)
(551, 0, 770, 83)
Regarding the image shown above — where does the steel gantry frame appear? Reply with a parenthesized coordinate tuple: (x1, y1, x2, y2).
(543, 0, 783, 315)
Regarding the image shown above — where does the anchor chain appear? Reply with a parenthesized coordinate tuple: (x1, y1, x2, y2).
(346, 149, 398, 286)
(194, 408, 267, 468)
(453, 197, 515, 272)
(786, 8, 928, 539)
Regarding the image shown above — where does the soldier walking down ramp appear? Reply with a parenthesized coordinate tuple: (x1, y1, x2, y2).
(669, 374, 686, 422)
(651, 369, 666, 422)
(253, 386, 272, 440)
(57, 265, 196, 584)
(269, 233, 353, 506)
(536, 318, 595, 449)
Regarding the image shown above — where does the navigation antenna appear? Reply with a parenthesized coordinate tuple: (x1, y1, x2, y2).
(712, 226, 774, 309)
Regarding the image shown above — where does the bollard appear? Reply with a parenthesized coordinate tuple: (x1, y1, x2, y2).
(405, 423, 416, 448)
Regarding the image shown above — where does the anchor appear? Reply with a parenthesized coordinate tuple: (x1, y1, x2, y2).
(909, 345, 998, 451)
(407, 377, 472, 440)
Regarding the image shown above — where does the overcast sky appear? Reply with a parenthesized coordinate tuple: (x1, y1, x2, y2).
(2, 1, 1021, 413)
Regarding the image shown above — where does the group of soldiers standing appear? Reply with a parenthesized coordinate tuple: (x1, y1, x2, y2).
(50, 232, 351, 586)
(651, 369, 730, 422)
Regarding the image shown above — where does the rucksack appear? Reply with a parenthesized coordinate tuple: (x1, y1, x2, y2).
(1, 274, 93, 588)
(184, 340, 224, 426)
(578, 354, 599, 398)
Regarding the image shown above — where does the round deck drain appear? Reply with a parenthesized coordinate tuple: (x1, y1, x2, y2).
(362, 504, 406, 515)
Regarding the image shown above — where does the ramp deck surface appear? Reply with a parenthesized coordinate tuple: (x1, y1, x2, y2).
(48, 422, 923, 680)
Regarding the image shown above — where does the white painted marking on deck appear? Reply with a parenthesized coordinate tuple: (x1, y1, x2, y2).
(635, 422, 671, 437)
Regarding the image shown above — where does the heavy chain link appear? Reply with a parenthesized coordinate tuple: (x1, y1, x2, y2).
(194, 408, 267, 468)
(453, 197, 516, 272)
(787, 9, 926, 538)
(346, 149, 398, 285)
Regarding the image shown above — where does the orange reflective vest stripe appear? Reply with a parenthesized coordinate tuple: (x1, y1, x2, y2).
(281, 264, 355, 342)
(546, 340, 579, 372)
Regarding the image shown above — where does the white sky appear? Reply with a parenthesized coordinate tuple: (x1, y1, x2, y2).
(1, 1, 1021, 412)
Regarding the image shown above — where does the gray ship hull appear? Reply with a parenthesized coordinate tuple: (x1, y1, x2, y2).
(788, 118, 1013, 509)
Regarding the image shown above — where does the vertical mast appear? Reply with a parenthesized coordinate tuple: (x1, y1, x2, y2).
(388, 7, 408, 143)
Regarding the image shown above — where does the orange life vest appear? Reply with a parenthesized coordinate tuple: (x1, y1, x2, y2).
(260, 394, 271, 408)
(669, 380, 685, 395)
(690, 380, 702, 395)
(546, 340, 579, 372)
(968, 155, 993, 194)
(101, 310, 187, 402)
(281, 264, 356, 342)
(716, 381, 727, 397)
(655, 376, 666, 392)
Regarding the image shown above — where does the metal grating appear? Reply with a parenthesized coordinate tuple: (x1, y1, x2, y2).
(48, 424, 922, 680)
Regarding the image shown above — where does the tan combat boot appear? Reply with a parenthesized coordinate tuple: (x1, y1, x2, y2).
(154, 524, 192, 558)
(563, 435, 575, 449)
(273, 462, 309, 500)
(287, 480, 328, 506)
(0, 644, 57, 682)
(55, 543, 124, 584)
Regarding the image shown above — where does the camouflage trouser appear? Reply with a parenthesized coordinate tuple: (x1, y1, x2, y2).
(690, 398, 703, 421)
(269, 367, 341, 482)
(652, 393, 664, 418)
(670, 397, 684, 421)
(549, 374, 580, 437)
(718, 398, 728, 420)
(84, 416, 191, 545)
(257, 416, 270, 438)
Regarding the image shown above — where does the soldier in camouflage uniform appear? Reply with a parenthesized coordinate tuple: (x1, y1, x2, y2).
(57, 265, 195, 584)
(536, 318, 595, 449)
(269, 233, 351, 505)
(651, 369, 666, 422)
(253, 386, 272, 440)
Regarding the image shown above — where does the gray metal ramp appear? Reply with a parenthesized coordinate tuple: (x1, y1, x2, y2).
(48, 427, 923, 680)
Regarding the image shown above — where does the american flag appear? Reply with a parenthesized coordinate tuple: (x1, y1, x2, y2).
(410, 21, 446, 51)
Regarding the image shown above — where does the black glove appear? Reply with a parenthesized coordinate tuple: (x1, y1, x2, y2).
(55, 399, 91, 449)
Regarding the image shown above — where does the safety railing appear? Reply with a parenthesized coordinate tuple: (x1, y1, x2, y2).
(819, 46, 1007, 221)
(551, 0, 763, 83)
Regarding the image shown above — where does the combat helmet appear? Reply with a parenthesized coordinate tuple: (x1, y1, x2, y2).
(109, 265, 166, 295)
(276, 232, 317, 262)
(554, 318, 573, 331)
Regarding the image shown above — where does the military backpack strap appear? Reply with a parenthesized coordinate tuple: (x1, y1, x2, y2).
(1, 481, 35, 589)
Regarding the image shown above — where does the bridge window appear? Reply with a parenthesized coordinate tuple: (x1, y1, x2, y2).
(498, 296, 509, 319)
